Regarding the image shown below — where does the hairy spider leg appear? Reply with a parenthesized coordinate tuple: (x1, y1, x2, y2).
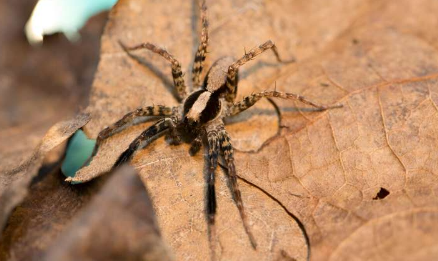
(85, 105, 175, 167)
(113, 117, 177, 168)
(227, 90, 343, 116)
(225, 40, 295, 102)
(207, 131, 219, 225)
(192, 0, 209, 89)
(123, 42, 187, 100)
(219, 128, 257, 249)
(205, 129, 221, 259)
(206, 130, 219, 222)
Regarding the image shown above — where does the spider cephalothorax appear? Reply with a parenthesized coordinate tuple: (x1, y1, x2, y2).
(87, 0, 341, 250)
(181, 57, 232, 132)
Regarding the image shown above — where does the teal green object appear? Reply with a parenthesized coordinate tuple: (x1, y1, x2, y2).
(61, 130, 96, 182)
(26, 0, 118, 43)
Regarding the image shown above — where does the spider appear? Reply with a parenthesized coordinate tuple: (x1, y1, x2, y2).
(88, 0, 341, 250)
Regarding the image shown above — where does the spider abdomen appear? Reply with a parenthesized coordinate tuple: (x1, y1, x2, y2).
(180, 57, 235, 128)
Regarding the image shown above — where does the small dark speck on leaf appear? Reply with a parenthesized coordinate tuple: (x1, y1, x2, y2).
(320, 82, 330, 87)
(373, 187, 390, 200)
(352, 38, 359, 44)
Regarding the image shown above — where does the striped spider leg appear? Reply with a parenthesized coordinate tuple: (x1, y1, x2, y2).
(192, 0, 209, 89)
(122, 42, 188, 101)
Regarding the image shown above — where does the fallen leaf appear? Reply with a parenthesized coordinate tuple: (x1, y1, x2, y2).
(0, 0, 105, 234)
(43, 165, 173, 261)
(0, 162, 101, 261)
(68, 0, 438, 260)
(0, 0, 106, 235)
(0, 113, 90, 232)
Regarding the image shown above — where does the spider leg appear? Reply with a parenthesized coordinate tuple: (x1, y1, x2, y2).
(122, 42, 187, 100)
(113, 117, 177, 168)
(87, 105, 175, 166)
(206, 129, 219, 232)
(225, 40, 294, 102)
(192, 0, 209, 89)
(218, 128, 257, 249)
(227, 90, 343, 116)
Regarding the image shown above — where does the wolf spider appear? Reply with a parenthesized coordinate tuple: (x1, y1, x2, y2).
(89, 0, 341, 250)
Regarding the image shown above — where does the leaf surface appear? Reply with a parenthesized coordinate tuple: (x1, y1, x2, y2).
(69, 0, 438, 260)
(43, 165, 173, 261)
(0, 0, 105, 233)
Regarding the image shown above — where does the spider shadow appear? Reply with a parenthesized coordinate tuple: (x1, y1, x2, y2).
(119, 0, 204, 102)
(119, 41, 181, 102)
(190, 0, 201, 85)
(239, 60, 286, 81)
(201, 148, 212, 221)
(217, 159, 312, 261)
(225, 106, 327, 125)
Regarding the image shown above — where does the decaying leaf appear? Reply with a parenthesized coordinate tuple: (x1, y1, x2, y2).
(15, 0, 438, 260)
(0, 113, 90, 232)
(43, 165, 173, 261)
(0, 163, 102, 261)
(0, 0, 106, 238)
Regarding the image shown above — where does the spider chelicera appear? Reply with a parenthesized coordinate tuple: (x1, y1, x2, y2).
(81, 0, 341, 250)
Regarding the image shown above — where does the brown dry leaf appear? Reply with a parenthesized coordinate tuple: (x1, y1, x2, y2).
(43, 165, 173, 261)
(0, 0, 105, 235)
(0, 164, 102, 261)
(0, 113, 90, 231)
(1, 164, 172, 261)
(72, 0, 438, 260)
